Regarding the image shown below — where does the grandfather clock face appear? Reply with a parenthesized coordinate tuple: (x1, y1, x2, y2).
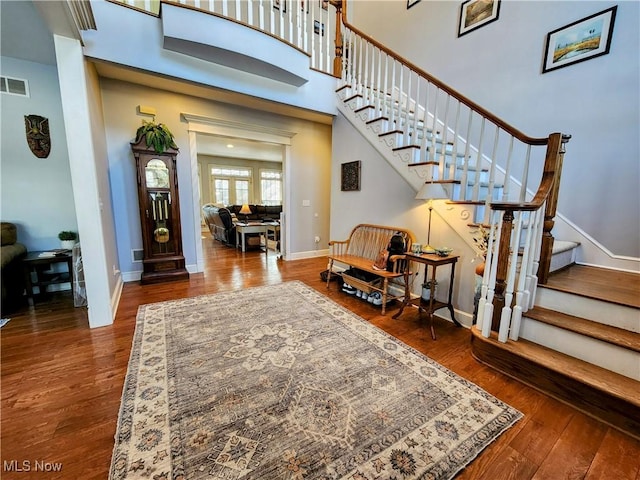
(144, 159, 176, 255)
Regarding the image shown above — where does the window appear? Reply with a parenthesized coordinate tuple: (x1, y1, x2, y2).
(260, 169, 282, 205)
(210, 166, 252, 205)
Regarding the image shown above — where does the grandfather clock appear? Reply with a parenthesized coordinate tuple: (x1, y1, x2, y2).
(131, 137, 189, 284)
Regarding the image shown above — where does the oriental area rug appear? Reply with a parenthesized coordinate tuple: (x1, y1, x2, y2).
(110, 281, 521, 480)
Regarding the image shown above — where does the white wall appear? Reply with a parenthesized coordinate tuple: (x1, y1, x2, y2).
(0, 56, 77, 250)
(54, 35, 120, 327)
(100, 78, 332, 278)
(351, 1, 640, 259)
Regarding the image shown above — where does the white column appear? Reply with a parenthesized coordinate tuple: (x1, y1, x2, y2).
(54, 35, 116, 328)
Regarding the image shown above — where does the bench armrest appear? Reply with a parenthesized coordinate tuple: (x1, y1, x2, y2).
(328, 239, 349, 256)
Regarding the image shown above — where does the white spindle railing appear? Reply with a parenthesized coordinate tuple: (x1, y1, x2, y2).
(111, 0, 336, 75)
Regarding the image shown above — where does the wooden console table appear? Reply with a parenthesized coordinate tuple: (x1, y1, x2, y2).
(393, 252, 462, 339)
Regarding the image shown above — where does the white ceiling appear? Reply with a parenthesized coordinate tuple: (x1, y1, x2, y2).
(197, 134, 283, 162)
(0, 1, 57, 65)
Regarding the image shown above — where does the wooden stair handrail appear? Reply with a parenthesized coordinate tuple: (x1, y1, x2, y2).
(335, 0, 548, 147)
(491, 133, 572, 212)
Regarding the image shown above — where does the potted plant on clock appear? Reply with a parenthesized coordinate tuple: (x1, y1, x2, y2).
(134, 120, 178, 154)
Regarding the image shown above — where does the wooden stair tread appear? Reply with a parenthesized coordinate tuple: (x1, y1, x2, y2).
(366, 116, 388, 124)
(392, 145, 420, 151)
(526, 306, 640, 352)
(546, 265, 640, 309)
(471, 326, 640, 407)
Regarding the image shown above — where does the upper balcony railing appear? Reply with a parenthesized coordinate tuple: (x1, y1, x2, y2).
(111, 0, 338, 75)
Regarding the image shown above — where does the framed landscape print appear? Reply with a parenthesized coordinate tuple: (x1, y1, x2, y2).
(542, 6, 617, 74)
(341, 161, 361, 191)
(458, 0, 500, 37)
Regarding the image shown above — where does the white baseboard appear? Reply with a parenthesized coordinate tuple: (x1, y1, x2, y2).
(287, 249, 329, 260)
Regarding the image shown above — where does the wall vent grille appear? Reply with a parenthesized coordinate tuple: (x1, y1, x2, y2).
(131, 249, 144, 262)
(1, 76, 29, 97)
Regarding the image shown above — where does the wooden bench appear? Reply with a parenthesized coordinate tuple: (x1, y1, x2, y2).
(326, 224, 416, 314)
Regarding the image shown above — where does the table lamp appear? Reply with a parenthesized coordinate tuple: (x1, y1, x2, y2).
(239, 204, 252, 223)
(415, 181, 448, 253)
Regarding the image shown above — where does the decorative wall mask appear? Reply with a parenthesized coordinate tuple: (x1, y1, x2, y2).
(24, 114, 51, 158)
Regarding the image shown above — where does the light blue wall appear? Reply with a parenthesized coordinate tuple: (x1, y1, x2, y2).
(0, 56, 78, 251)
(351, 0, 640, 258)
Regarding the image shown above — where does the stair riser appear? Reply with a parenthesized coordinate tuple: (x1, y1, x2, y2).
(549, 247, 577, 272)
(535, 287, 639, 333)
(520, 318, 640, 380)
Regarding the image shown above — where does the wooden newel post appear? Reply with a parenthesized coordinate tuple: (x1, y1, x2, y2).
(492, 210, 514, 331)
(330, 0, 343, 78)
(538, 133, 570, 284)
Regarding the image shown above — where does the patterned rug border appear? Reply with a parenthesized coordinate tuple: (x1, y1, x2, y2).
(110, 280, 522, 480)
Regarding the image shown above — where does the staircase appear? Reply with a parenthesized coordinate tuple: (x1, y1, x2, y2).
(335, 62, 639, 441)
(472, 264, 640, 439)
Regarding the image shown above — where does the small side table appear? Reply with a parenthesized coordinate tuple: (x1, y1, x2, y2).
(22, 251, 73, 305)
(235, 222, 266, 253)
(393, 252, 462, 339)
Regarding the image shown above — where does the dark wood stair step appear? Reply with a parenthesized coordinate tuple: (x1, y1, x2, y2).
(470, 326, 640, 440)
(526, 306, 640, 353)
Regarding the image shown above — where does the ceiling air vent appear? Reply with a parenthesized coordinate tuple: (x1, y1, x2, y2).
(1, 76, 29, 97)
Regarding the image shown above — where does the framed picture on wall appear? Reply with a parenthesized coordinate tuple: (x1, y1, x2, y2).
(407, 0, 421, 9)
(542, 6, 617, 74)
(458, 0, 501, 37)
(341, 161, 361, 191)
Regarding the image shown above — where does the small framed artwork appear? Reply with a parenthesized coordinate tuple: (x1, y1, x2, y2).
(542, 6, 617, 74)
(407, 0, 421, 9)
(458, 0, 500, 37)
(314, 20, 325, 36)
(320, 0, 328, 11)
(273, 0, 286, 13)
(341, 161, 361, 191)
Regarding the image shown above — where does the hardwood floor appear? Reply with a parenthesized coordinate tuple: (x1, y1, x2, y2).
(2, 239, 639, 479)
